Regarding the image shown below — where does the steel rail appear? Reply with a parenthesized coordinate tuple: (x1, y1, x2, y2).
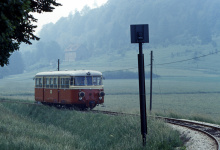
(157, 117, 220, 150)
(90, 110, 138, 116)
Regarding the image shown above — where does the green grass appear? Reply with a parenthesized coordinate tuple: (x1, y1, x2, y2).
(154, 111, 220, 125)
(96, 79, 220, 123)
(0, 103, 183, 149)
(0, 75, 220, 123)
(0, 71, 220, 149)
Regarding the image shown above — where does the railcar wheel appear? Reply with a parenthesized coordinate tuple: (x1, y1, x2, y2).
(55, 104, 62, 109)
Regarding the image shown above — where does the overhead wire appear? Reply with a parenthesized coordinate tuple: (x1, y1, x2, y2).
(154, 50, 220, 66)
(1, 49, 219, 82)
(103, 49, 219, 73)
(151, 49, 219, 114)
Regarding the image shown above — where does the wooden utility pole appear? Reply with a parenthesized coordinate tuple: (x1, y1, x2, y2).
(150, 51, 153, 111)
(58, 59, 60, 71)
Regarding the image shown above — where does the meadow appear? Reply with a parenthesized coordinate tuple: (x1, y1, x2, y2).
(96, 77, 220, 123)
(0, 73, 219, 149)
(0, 74, 220, 122)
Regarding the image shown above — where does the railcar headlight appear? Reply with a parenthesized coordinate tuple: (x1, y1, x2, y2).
(99, 97, 102, 100)
(99, 91, 105, 97)
(79, 91, 85, 97)
(79, 91, 85, 101)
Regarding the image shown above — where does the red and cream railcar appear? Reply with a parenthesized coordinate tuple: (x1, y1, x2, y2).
(35, 70, 105, 109)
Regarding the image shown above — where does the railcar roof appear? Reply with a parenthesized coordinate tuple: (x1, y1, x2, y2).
(35, 70, 102, 76)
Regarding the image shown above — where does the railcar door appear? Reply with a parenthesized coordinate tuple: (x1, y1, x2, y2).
(43, 77, 49, 102)
(54, 77, 59, 103)
(43, 76, 60, 103)
(35, 77, 44, 102)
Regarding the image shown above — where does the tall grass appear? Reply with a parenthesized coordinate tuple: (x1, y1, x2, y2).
(154, 111, 220, 125)
(0, 103, 184, 149)
(0, 73, 219, 149)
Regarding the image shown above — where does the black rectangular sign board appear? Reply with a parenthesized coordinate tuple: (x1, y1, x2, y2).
(130, 24, 149, 43)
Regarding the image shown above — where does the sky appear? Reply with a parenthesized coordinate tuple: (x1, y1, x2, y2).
(33, 0, 108, 34)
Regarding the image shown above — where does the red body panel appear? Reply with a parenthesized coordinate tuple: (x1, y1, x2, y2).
(35, 88, 44, 102)
(35, 88, 104, 108)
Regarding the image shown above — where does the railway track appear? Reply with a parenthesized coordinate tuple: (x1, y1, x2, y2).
(1, 100, 220, 149)
(160, 117, 220, 150)
(90, 110, 138, 116)
(91, 110, 220, 150)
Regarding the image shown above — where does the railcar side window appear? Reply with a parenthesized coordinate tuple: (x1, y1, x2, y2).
(50, 78, 53, 88)
(35, 78, 43, 88)
(38, 78, 42, 88)
(60, 78, 70, 88)
(70, 77, 74, 86)
(54, 78, 57, 88)
(61, 78, 65, 88)
(46, 78, 50, 88)
(36, 78, 39, 87)
(64, 78, 69, 88)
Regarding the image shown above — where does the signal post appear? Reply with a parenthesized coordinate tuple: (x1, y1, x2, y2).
(130, 24, 149, 146)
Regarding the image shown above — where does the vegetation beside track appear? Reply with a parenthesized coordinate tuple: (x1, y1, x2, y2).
(1, 75, 219, 149)
(0, 103, 184, 150)
(154, 111, 220, 125)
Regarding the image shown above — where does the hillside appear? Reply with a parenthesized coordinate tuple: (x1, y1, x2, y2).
(17, 0, 220, 77)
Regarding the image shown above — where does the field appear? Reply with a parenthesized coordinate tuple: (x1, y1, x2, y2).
(0, 75, 186, 149)
(0, 73, 219, 149)
(97, 77, 220, 123)
(0, 74, 220, 122)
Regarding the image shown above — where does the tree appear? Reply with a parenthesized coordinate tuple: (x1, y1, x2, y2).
(0, 0, 61, 67)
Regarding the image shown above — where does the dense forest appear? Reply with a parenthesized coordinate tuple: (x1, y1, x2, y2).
(37, 0, 220, 49)
(1, 0, 220, 77)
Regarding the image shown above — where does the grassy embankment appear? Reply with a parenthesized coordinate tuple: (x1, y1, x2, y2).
(0, 103, 184, 149)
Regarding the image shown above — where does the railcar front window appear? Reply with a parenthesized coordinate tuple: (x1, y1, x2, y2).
(93, 76, 102, 85)
(87, 76, 92, 85)
(75, 77, 85, 86)
(74, 76, 102, 86)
